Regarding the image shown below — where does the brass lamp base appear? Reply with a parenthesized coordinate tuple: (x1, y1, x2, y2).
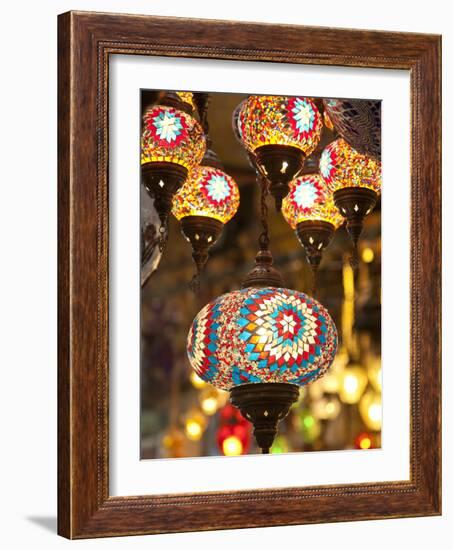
(333, 187, 378, 267)
(142, 162, 188, 224)
(255, 145, 305, 211)
(230, 383, 299, 454)
(295, 219, 335, 273)
(180, 215, 223, 276)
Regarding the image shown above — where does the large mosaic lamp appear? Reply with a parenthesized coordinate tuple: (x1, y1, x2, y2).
(282, 173, 343, 278)
(320, 138, 381, 266)
(172, 150, 240, 280)
(187, 252, 338, 453)
(237, 96, 323, 211)
(141, 95, 206, 227)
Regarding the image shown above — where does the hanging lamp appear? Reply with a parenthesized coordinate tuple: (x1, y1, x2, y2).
(320, 138, 381, 267)
(172, 92, 240, 288)
(141, 92, 206, 245)
(171, 149, 240, 285)
(186, 179, 337, 453)
(237, 96, 323, 211)
(187, 268, 338, 453)
(281, 173, 343, 290)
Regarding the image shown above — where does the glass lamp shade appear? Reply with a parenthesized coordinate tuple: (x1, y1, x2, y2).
(282, 174, 343, 229)
(187, 287, 337, 391)
(237, 96, 323, 211)
(319, 138, 381, 194)
(188, 286, 337, 453)
(282, 174, 342, 276)
(172, 166, 240, 224)
(238, 96, 322, 155)
(141, 105, 206, 170)
(141, 104, 206, 225)
(172, 166, 240, 279)
(320, 138, 381, 267)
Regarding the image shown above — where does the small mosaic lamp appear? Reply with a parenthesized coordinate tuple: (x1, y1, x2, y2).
(237, 96, 323, 211)
(320, 138, 381, 266)
(172, 149, 239, 283)
(187, 252, 337, 453)
(282, 173, 343, 281)
(141, 93, 206, 228)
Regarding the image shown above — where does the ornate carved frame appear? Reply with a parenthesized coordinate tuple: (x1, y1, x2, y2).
(58, 11, 441, 538)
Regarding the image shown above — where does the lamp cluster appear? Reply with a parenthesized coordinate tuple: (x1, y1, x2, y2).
(234, 96, 382, 274)
(141, 91, 381, 453)
(141, 91, 240, 283)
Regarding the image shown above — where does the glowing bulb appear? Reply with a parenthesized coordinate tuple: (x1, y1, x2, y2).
(359, 436, 371, 449)
(355, 431, 373, 450)
(339, 365, 368, 404)
(362, 247, 375, 263)
(303, 415, 314, 428)
(344, 374, 359, 393)
(359, 390, 382, 431)
(222, 436, 243, 456)
(369, 404, 381, 423)
(271, 435, 289, 454)
(201, 396, 218, 416)
(184, 409, 206, 441)
(185, 420, 203, 441)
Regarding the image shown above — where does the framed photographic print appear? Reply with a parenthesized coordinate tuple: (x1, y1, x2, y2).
(58, 11, 441, 538)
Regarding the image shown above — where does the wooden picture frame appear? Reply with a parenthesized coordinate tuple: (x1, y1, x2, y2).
(58, 10, 441, 538)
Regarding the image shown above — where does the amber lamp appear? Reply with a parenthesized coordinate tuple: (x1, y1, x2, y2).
(282, 174, 343, 280)
(172, 150, 240, 282)
(320, 138, 381, 266)
(141, 94, 206, 227)
(237, 96, 323, 210)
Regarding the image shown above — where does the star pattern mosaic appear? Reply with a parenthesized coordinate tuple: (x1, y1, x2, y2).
(288, 98, 318, 138)
(282, 174, 343, 229)
(172, 166, 240, 223)
(204, 173, 232, 203)
(320, 138, 381, 194)
(151, 109, 186, 144)
(237, 96, 322, 156)
(141, 105, 206, 170)
(187, 287, 337, 390)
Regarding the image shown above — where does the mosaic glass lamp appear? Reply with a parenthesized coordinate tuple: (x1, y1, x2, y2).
(237, 96, 323, 211)
(282, 173, 343, 278)
(141, 94, 206, 227)
(187, 252, 338, 453)
(320, 138, 381, 266)
(323, 99, 381, 160)
(172, 150, 240, 279)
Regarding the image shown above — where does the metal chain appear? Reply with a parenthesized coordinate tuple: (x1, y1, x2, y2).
(258, 171, 270, 251)
(157, 219, 168, 253)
